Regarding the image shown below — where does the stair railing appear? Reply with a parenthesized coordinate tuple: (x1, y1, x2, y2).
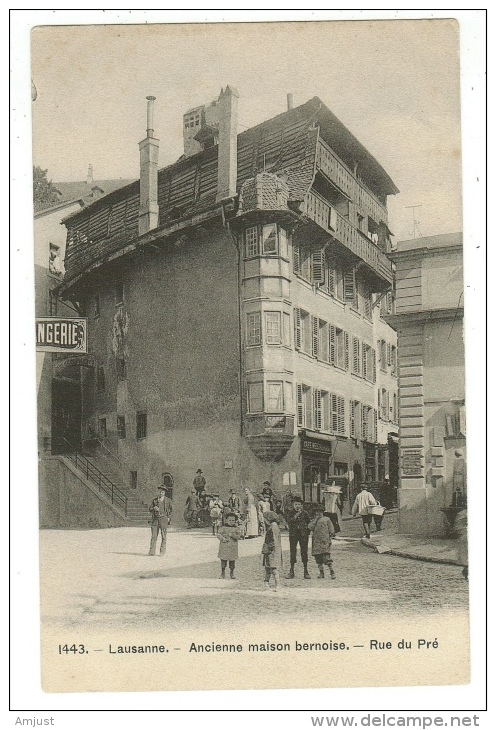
(49, 437, 128, 516)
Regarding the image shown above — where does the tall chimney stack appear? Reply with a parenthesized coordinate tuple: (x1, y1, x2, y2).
(216, 85, 239, 202)
(287, 93, 294, 110)
(138, 95, 159, 236)
(86, 164, 94, 185)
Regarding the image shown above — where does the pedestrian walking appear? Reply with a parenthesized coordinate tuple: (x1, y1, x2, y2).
(323, 483, 343, 534)
(351, 484, 378, 538)
(243, 487, 259, 538)
(217, 512, 243, 579)
(184, 489, 200, 528)
(148, 486, 172, 556)
(261, 511, 282, 591)
(308, 503, 336, 579)
(454, 507, 468, 579)
(286, 495, 311, 579)
(258, 493, 272, 535)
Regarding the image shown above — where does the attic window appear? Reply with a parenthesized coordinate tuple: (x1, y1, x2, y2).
(184, 114, 200, 129)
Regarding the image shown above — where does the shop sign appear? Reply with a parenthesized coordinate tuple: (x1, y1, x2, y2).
(401, 448, 423, 476)
(302, 437, 333, 456)
(36, 317, 87, 353)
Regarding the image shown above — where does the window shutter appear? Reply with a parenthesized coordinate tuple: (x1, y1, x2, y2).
(344, 268, 356, 304)
(294, 308, 301, 350)
(297, 384, 304, 427)
(377, 339, 382, 363)
(338, 397, 345, 435)
(372, 348, 377, 383)
(378, 388, 382, 414)
(331, 394, 338, 432)
(387, 343, 392, 366)
(344, 332, 349, 370)
(386, 391, 390, 421)
(362, 406, 368, 441)
(374, 409, 378, 442)
(314, 389, 322, 430)
(329, 325, 336, 365)
(349, 399, 355, 438)
(353, 337, 361, 375)
(327, 264, 335, 296)
(355, 402, 362, 439)
(362, 345, 368, 380)
(311, 249, 325, 284)
(312, 316, 319, 358)
(293, 245, 300, 275)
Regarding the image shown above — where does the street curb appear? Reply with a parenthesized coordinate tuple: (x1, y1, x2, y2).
(360, 538, 462, 566)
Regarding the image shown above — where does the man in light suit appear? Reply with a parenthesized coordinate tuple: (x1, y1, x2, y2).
(148, 486, 172, 556)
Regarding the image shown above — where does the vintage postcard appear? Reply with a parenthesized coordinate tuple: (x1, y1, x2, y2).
(28, 16, 477, 697)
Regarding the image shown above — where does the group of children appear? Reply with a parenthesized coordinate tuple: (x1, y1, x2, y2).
(215, 497, 337, 591)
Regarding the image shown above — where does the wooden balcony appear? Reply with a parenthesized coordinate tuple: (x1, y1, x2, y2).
(303, 190, 393, 286)
(316, 138, 389, 225)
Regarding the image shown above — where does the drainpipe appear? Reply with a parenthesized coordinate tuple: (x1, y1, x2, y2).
(223, 208, 244, 438)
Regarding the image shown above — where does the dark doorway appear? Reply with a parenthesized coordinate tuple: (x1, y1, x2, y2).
(51, 378, 81, 453)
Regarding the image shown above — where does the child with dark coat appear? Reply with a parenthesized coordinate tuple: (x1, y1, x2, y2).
(308, 504, 336, 579)
(216, 512, 243, 579)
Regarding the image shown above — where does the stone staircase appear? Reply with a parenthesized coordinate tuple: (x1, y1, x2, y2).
(87, 450, 150, 527)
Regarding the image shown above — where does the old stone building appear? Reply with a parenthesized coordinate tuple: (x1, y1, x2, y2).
(386, 233, 465, 536)
(51, 89, 399, 524)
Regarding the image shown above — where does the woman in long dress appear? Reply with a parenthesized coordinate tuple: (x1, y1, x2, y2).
(243, 487, 259, 538)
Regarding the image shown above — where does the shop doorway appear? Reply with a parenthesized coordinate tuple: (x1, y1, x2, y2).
(302, 460, 329, 504)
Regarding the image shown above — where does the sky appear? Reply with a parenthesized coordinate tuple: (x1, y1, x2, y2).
(31, 18, 465, 242)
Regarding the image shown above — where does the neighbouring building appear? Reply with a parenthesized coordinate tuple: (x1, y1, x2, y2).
(52, 89, 399, 524)
(386, 232, 465, 536)
(35, 171, 132, 526)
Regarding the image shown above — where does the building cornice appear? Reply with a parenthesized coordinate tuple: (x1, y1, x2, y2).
(385, 307, 464, 327)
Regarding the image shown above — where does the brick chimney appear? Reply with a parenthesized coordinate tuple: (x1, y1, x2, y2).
(216, 85, 239, 202)
(86, 164, 93, 185)
(138, 96, 159, 236)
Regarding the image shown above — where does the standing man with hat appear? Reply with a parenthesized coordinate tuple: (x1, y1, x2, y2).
(148, 486, 172, 556)
(286, 495, 311, 579)
(193, 469, 206, 497)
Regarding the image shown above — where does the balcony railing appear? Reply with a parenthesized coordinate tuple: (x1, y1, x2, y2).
(316, 138, 389, 225)
(303, 190, 393, 285)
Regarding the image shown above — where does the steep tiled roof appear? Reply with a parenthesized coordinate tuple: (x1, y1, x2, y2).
(62, 97, 398, 290)
(54, 178, 134, 205)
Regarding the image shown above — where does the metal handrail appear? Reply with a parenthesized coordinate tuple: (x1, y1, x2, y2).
(47, 437, 128, 516)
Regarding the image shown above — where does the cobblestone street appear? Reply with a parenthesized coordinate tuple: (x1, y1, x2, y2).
(40, 515, 469, 633)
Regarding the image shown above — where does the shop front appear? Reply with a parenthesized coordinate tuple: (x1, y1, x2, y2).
(300, 432, 335, 504)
